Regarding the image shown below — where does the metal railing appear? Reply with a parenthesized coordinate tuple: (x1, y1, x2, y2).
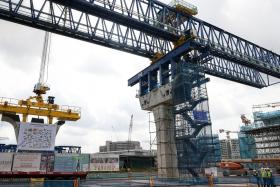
(0, 97, 81, 114)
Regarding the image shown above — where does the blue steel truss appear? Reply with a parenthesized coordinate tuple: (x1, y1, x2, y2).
(0, 0, 280, 85)
(128, 40, 267, 94)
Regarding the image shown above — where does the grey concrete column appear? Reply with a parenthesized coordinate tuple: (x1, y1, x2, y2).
(153, 104, 179, 178)
(139, 83, 179, 178)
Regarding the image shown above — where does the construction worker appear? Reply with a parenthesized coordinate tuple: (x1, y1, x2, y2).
(261, 168, 267, 187)
(267, 169, 273, 187)
(253, 169, 261, 187)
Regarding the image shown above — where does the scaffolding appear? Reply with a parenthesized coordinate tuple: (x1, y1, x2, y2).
(172, 62, 216, 177)
(238, 129, 256, 159)
(242, 102, 280, 159)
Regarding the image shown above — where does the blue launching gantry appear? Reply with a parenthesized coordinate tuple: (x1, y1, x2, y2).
(0, 0, 280, 178)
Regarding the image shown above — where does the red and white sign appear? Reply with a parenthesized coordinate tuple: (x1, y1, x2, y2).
(12, 153, 41, 172)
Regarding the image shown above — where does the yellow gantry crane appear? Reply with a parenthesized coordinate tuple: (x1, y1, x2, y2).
(0, 31, 80, 124)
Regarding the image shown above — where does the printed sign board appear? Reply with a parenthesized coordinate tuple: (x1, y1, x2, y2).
(17, 122, 57, 151)
(13, 153, 41, 172)
(0, 153, 13, 172)
(90, 154, 119, 171)
(54, 154, 90, 172)
(40, 153, 55, 172)
(205, 167, 218, 177)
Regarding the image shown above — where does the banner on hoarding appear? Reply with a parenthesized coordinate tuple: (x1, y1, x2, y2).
(54, 154, 90, 172)
(40, 153, 55, 172)
(0, 153, 13, 172)
(13, 153, 41, 172)
(90, 154, 119, 171)
(205, 167, 218, 177)
(17, 122, 57, 151)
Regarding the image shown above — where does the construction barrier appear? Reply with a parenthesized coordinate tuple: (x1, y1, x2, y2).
(0, 179, 79, 187)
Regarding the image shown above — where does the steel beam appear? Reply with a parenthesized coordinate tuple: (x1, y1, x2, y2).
(128, 41, 267, 89)
(0, 0, 279, 84)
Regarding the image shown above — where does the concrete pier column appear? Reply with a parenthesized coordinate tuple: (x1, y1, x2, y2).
(139, 83, 179, 178)
(153, 104, 179, 178)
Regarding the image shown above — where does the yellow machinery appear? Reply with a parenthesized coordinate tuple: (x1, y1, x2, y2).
(150, 52, 164, 64)
(169, 0, 198, 16)
(173, 29, 198, 48)
(0, 31, 80, 125)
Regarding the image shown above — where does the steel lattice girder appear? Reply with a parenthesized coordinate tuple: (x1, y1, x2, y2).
(0, 0, 279, 83)
(128, 40, 267, 89)
(0, 0, 172, 57)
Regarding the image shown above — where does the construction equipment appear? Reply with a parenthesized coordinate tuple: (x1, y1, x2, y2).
(240, 114, 251, 125)
(33, 31, 51, 96)
(126, 114, 133, 172)
(0, 31, 80, 124)
(218, 161, 247, 176)
(169, 0, 198, 15)
(127, 114, 133, 152)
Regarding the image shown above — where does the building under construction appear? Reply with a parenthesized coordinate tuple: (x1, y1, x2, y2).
(241, 102, 280, 159)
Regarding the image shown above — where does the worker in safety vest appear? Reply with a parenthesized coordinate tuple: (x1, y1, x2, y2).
(261, 168, 268, 187)
(253, 169, 262, 187)
(267, 169, 273, 187)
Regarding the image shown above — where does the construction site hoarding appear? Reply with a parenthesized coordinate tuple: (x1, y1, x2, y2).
(12, 153, 41, 172)
(0, 153, 13, 172)
(40, 153, 55, 172)
(17, 122, 57, 151)
(54, 154, 89, 172)
(90, 154, 119, 172)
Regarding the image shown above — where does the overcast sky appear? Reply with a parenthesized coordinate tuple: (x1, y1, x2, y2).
(0, 0, 279, 153)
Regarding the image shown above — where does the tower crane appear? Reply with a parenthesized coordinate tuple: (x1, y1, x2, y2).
(127, 114, 133, 152)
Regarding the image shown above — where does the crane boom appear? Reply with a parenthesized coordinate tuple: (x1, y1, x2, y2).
(128, 114, 133, 150)
(33, 31, 51, 96)
(39, 32, 51, 84)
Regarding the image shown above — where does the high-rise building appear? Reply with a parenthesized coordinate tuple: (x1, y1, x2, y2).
(219, 139, 240, 159)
